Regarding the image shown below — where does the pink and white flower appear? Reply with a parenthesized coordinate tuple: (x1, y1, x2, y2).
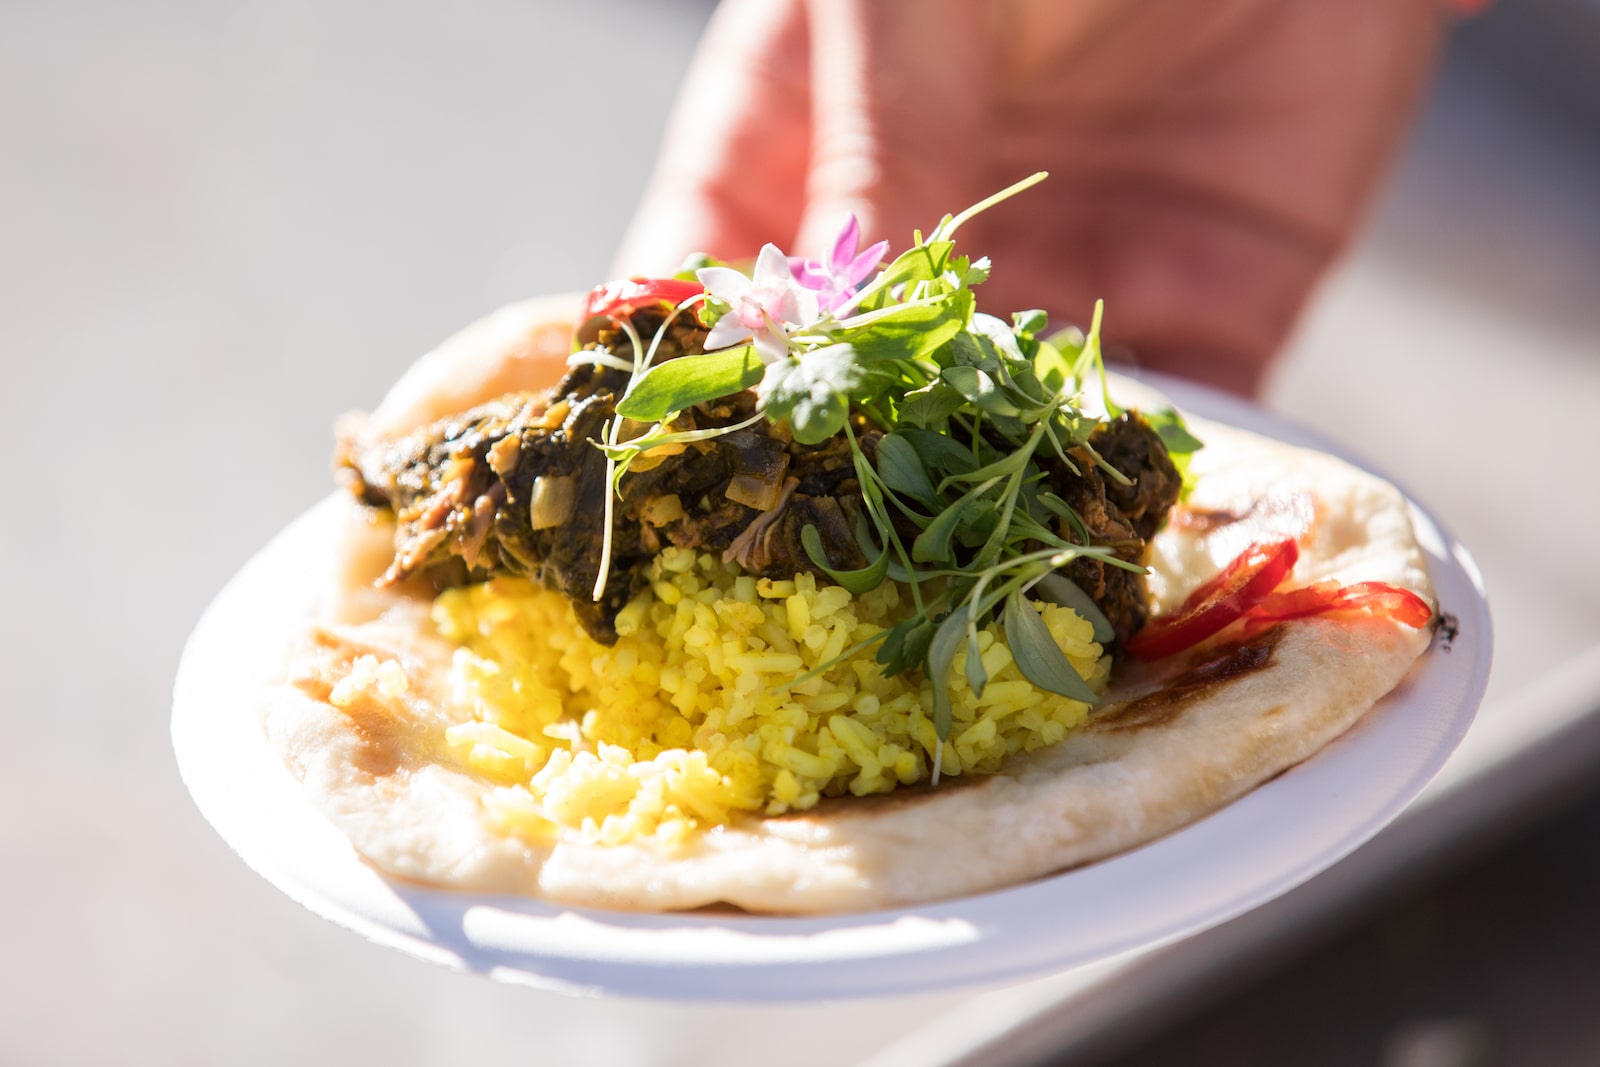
(697, 244, 820, 363)
(789, 214, 889, 313)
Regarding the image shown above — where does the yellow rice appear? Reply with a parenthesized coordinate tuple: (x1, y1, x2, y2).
(427, 546, 1108, 848)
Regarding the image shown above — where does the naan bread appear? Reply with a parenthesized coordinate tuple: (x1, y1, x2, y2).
(260, 298, 1435, 914)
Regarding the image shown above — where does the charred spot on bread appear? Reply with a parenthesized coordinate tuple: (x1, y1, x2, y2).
(1086, 625, 1286, 734)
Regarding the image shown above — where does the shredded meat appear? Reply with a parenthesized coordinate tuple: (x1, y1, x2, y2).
(1052, 414, 1183, 646)
(338, 308, 1180, 648)
(338, 311, 869, 643)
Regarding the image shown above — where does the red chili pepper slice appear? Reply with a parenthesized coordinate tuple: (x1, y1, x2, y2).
(1244, 580, 1433, 629)
(1124, 539, 1300, 661)
(578, 277, 704, 324)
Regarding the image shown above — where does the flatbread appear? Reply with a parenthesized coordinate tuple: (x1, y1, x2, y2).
(259, 297, 1435, 914)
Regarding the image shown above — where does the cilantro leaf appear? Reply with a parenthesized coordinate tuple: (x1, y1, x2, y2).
(758, 344, 865, 444)
(952, 255, 991, 287)
(897, 382, 970, 428)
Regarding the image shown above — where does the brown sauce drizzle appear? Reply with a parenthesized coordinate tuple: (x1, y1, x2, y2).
(1089, 625, 1285, 734)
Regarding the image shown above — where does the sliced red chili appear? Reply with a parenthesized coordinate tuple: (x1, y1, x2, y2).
(1245, 580, 1433, 629)
(578, 277, 704, 324)
(1240, 579, 1343, 621)
(1124, 539, 1300, 662)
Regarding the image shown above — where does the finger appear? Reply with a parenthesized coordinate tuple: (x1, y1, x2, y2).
(973, 0, 1443, 395)
(793, 0, 991, 260)
(611, 0, 811, 275)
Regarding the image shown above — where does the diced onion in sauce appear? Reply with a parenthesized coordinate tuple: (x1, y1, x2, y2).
(530, 475, 577, 530)
(726, 471, 787, 511)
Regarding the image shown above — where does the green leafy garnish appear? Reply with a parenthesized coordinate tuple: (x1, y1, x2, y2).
(583, 172, 1202, 743)
(1003, 591, 1100, 703)
(615, 347, 764, 422)
(800, 522, 889, 594)
(1143, 406, 1204, 500)
(926, 602, 972, 741)
(758, 344, 866, 444)
(874, 433, 938, 509)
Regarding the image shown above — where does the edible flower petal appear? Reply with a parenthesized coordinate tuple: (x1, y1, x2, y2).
(789, 214, 890, 312)
(698, 244, 821, 363)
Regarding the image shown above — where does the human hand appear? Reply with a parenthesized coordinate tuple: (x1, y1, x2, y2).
(613, 0, 1443, 395)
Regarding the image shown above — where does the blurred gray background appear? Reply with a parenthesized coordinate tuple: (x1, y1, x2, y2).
(3, 2, 1598, 1065)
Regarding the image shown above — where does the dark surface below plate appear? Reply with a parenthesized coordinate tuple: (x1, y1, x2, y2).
(1075, 778, 1600, 1067)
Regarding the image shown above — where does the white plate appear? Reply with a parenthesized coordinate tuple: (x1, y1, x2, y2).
(171, 373, 1491, 1001)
